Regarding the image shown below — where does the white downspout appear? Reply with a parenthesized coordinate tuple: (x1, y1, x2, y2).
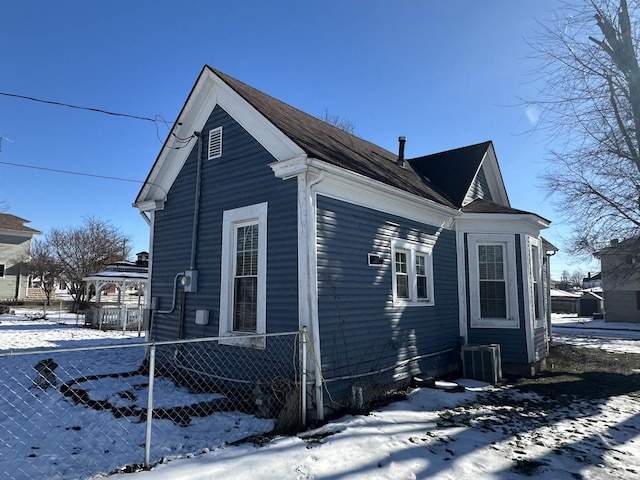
(298, 170, 325, 422)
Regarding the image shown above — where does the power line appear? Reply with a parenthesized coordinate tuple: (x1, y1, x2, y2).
(0, 91, 169, 125)
(0, 160, 145, 184)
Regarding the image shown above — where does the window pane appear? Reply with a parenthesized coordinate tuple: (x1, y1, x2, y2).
(396, 275, 409, 298)
(234, 277, 257, 331)
(478, 244, 506, 318)
(236, 224, 259, 276)
(395, 252, 407, 273)
(480, 281, 507, 318)
(416, 255, 428, 299)
(395, 251, 409, 298)
(233, 223, 259, 332)
(417, 276, 428, 299)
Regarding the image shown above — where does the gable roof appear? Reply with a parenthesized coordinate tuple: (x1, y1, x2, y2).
(594, 236, 640, 257)
(136, 66, 512, 214)
(409, 141, 493, 207)
(0, 213, 40, 236)
(209, 67, 455, 208)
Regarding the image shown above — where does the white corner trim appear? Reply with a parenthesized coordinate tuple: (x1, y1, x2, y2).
(456, 229, 469, 342)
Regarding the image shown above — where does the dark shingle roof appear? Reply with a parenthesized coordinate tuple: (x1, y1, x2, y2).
(0, 213, 40, 234)
(461, 198, 550, 223)
(210, 67, 456, 208)
(408, 141, 492, 207)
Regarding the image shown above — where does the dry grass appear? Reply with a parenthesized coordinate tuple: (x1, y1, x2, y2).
(511, 343, 640, 400)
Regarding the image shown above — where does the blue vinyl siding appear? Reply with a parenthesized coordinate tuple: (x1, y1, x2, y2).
(316, 196, 459, 403)
(150, 105, 298, 342)
(466, 233, 529, 364)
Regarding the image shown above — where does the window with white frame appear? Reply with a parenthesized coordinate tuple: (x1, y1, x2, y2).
(219, 202, 267, 347)
(0, 264, 4, 277)
(530, 241, 544, 328)
(468, 234, 518, 328)
(391, 238, 435, 305)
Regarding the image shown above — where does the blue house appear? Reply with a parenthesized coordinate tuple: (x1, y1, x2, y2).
(134, 66, 552, 421)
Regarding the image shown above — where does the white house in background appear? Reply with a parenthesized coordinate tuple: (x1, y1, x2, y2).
(0, 214, 40, 301)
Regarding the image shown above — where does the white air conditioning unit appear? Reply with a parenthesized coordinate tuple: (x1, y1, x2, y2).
(461, 344, 502, 384)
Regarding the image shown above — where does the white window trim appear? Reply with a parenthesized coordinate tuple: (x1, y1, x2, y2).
(219, 202, 267, 348)
(529, 237, 545, 329)
(208, 126, 223, 160)
(468, 233, 519, 328)
(391, 237, 435, 306)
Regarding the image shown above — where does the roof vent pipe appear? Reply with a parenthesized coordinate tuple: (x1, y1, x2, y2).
(397, 136, 406, 168)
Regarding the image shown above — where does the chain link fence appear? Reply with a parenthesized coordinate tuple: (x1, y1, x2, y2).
(0, 331, 304, 479)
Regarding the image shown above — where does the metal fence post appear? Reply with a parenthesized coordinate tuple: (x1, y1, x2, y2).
(301, 327, 307, 427)
(144, 343, 156, 468)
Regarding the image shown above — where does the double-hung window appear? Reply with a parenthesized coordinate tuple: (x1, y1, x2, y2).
(219, 202, 267, 347)
(530, 241, 544, 328)
(468, 234, 518, 328)
(391, 238, 435, 305)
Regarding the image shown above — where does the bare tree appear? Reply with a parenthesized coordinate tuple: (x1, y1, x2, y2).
(24, 239, 64, 306)
(46, 217, 130, 308)
(318, 109, 356, 134)
(529, 0, 640, 257)
(570, 269, 586, 288)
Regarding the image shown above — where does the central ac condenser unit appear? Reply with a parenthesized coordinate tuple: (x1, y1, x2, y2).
(461, 344, 502, 384)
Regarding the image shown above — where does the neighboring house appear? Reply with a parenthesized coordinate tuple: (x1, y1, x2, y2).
(595, 237, 640, 323)
(0, 214, 40, 301)
(582, 272, 602, 291)
(134, 66, 553, 420)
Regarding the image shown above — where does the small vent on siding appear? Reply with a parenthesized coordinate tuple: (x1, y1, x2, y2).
(208, 126, 223, 160)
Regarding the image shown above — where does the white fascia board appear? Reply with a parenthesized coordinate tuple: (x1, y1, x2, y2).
(456, 228, 469, 343)
(269, 154, 310, 179)
(455, 213, 549, 236)
(0, 228, 38, 238)
(133, 199, 166, 212)
(135, 68, 305, 212)
(273, 157, 459, 228)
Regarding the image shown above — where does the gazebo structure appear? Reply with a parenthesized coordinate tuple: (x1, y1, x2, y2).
(83, 252, 148, 332)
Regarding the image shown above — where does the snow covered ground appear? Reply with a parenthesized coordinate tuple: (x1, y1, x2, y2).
(2, 310, 640, 479)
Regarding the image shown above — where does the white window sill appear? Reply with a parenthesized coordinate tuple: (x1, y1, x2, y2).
(393, 299, 435, 307)
(218, 333, 266, 349)
(471, 318, 519, 329)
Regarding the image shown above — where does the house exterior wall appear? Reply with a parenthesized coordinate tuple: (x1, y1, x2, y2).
(599, 250, 640, 323)
(315, 196, 459, 408)
(150, 105, 299, 342)
(463, 231, 548, 374)
(0, 233, 31, 299)
(602, 290, 640, 323)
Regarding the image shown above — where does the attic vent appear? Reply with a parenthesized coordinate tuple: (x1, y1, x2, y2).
(208, 126, 223, 160)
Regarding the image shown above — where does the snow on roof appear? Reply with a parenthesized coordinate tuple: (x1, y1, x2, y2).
(550, 288, 582, 298)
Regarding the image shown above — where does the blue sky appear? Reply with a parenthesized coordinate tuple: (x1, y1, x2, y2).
(0, 0, 597, 278)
